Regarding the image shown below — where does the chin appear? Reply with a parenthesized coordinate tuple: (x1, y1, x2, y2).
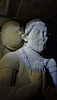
(37, 50, 43, 53)
(38, 46, 46, 55)
(37, 46, 44, 52)
(34, 47, 43, 53)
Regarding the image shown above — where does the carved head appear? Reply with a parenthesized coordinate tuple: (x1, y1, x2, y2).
(22, 20, 48, 53)
(1, 21, 24, 50)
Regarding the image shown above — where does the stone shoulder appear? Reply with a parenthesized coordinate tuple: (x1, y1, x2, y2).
(0, 52, 19, 70)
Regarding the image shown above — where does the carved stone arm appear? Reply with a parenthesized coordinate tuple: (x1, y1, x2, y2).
(0, 52, 19, 86)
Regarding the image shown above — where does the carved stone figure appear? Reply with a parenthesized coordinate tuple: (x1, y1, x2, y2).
(1, 21, 24, 56)
(0, 20, 57, 100)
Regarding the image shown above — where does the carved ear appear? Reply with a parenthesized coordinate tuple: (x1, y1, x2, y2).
(22, 34, 28, 42)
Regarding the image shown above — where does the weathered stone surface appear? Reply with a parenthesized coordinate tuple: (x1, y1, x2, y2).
(0, 17, 10, 28)
(0, 0, 10, 15)
(16, 0, 57, 21)
(0, 0, 57, 23)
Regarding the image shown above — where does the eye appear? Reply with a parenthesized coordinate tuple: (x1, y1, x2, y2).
(16, 28, 20, 32)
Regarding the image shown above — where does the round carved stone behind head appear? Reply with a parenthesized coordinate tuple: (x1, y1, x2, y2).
(1, 21, 24, 50)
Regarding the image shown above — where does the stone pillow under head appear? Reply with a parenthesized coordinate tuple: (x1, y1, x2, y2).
(1, 21, 24, 50)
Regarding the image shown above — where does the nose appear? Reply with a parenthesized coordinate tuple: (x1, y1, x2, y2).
(41, 31, 48, 42)
(40, 31, 44, 38)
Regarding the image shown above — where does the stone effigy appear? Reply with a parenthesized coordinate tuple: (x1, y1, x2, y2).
(1, 21, 24, 56)
(0, 20, 57, 100)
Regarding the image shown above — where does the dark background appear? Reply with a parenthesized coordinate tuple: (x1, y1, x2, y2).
(43, 14, 57, 62)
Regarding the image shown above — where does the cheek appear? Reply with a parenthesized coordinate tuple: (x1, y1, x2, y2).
(29, 34, 37, 40)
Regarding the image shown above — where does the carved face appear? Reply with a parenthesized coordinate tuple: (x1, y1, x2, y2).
(1, 21, 24, 50)
(26, 21, 48, 53)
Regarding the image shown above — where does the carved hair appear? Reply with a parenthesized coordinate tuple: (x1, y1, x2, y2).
(22, 19, 47, 42)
